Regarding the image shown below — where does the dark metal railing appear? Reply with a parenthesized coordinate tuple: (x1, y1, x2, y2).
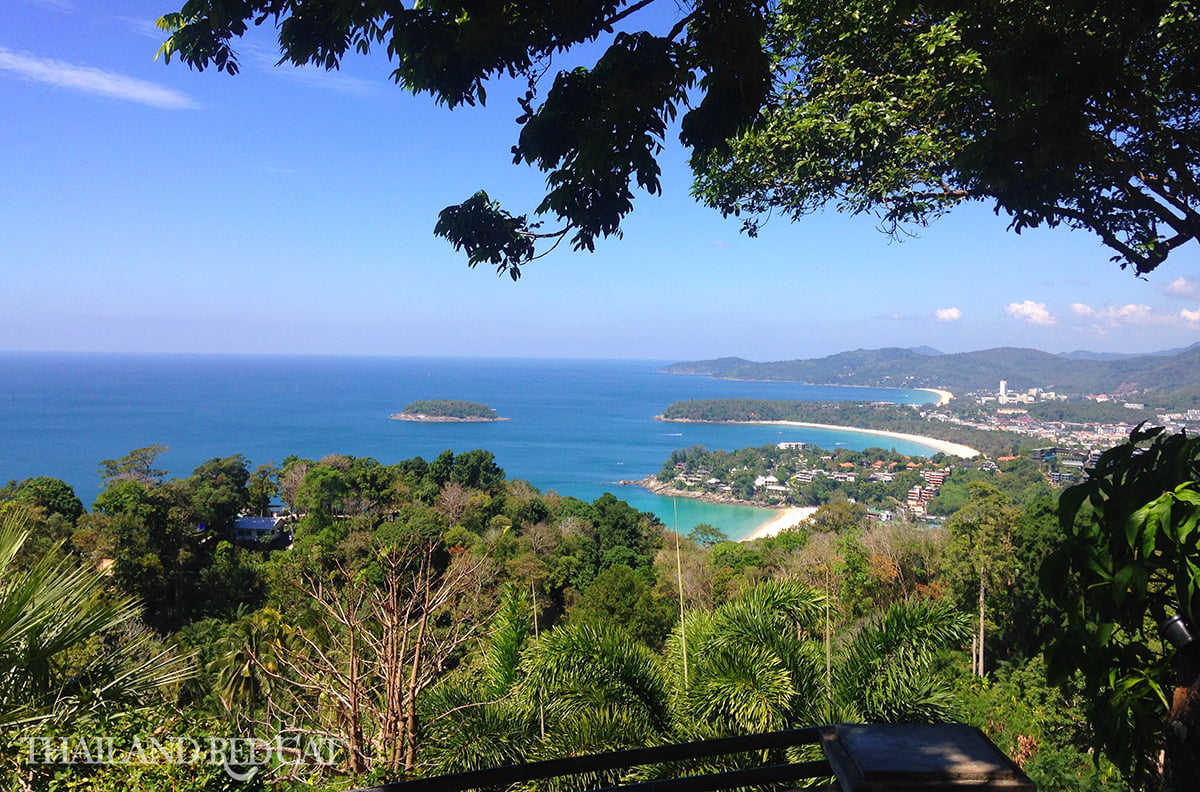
(352, 723, 1037, 792)
(353, 727, 831, 792)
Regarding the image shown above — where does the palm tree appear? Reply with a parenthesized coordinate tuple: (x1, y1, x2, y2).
(0, 510, 192, 731)
(523, 620, 672, 745)
(665, 580, 827, 738)
(419, 585, 538, 775)
(661, 582, 969, 781)
(209, 607, 292, 729)
(422, 585, 672, 782)
(829, 598, 972, 724)
(665, 580, 970, 733)
(418, 579, 970, 782)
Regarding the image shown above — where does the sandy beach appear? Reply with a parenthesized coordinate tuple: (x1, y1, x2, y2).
(732, 419, 979, 458)
(917, 388, 954, 406)
(741, 506, 819, 542)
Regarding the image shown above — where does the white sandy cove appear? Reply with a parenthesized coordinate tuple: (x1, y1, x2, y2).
(741, 506, 819, 542)
(918, 388, 954, 406)
(750, 419, 979, 459)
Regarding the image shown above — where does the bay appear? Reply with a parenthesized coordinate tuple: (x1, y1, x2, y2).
(0, 354, 939, 539)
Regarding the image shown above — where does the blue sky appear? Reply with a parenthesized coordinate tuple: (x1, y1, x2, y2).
(2, 0, 1199, 361)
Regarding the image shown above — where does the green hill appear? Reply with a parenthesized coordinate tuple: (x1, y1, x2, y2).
(662, 344, 1200, 401)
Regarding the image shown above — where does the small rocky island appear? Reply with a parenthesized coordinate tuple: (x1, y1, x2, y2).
(390, 399, 508, 423)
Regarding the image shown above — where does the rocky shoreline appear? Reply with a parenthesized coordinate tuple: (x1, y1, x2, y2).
(620, 476, 784, 509)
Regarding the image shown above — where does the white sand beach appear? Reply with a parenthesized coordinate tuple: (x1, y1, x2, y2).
(917, 388, 954, 406)
(748, 420, 979, 458)
(741, 506, 819, 542)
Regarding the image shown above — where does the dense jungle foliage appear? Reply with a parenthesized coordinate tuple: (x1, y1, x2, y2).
(3, 436, 1186, 791)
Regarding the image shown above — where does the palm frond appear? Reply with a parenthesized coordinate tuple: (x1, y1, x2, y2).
(833, 599, 971, 723)
(527, 708, 663, 792)
(420, 681, 535, 775)
(669, 582, 827, 737)
(522, 621, 671, 733)
(480, 583, 531, 697)
(689, 643, 797, 733)
(710, 579, 828, 641)
(0, 511, 193, 730)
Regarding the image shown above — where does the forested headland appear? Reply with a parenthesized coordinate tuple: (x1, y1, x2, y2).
(649, 443, 1052, 515)
(661, 398, 1031, 458)
(6, 435, 1187, 791)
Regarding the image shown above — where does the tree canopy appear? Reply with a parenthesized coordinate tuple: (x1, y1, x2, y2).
(696, 0, 1200, 275)
(157, 0, 1200, 277)
(2, 442, 1131, 789)
(1043, 426, 1200, 789)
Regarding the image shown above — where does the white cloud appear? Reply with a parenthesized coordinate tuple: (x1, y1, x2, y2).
(1182, 308, 1200, 323)
(934, 307, 962, 322)
(0, 47, 199, 109)
(21, 0, 75, 11)
(122, 16, 168, 40)
(1071, 302, 1174, 326)
(239, 41, 377, 96)
(1005, 300, 1056, 326)
(1165, 276, 1200, 299)
(273, 64, 377, 96)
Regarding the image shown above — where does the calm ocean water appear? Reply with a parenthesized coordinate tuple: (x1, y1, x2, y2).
(0, 354, 937, 539)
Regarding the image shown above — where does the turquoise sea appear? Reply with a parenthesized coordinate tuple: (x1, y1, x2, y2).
(0, 354, 939, 539)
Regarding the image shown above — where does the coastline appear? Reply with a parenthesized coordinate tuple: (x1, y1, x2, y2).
(741, 507, 819, 542)
(625, 476, 816, 542)
(917, 388, 954, 406)
(624, 476, 772, 508)
(624, 476, 812, 541)
(657, 417, 979, 458)
(660, 369, 954, 407)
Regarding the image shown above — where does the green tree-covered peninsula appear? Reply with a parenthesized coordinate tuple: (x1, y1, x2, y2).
(661, 398, 1028, 458)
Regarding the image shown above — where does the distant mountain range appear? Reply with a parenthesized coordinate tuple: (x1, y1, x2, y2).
(662, 343, 1200, 400)
(899, 344, 1195, 361)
